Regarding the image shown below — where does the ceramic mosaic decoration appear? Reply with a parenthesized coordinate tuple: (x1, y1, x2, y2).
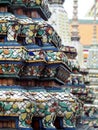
(0, 0, 93, 130)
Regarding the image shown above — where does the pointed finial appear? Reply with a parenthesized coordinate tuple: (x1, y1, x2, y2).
(71, 0, 80, 41)
(92, 0, 97, 45)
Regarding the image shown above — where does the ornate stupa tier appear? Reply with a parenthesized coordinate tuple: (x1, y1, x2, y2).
(71, 87, 95, 103)
(60, 46, 77, 59)
(0, 45, 26, 77)
(0, 0, 12, 5)
(49, 0, 65, 4)
(0, 12, 61, 49)
(0, 8, 72, 85)
(20, 49, 71, 85)
(0, 0, 51, 20)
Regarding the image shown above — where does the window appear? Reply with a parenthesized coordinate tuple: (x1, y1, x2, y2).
(14, 8, 24, 15)
(0, 6, 7, 12)
(31, 11, 41, 19)
(0, 35, 6, 42)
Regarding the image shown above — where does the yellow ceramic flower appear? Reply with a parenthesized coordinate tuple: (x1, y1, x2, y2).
(65, 112, 73, 119)
(29, 25, 35, 30)
(36, 0, 41, 5)
(28, 31, 33, 37)
(21, 113, 27, 120)
(2, 26, 7, 31)
(15, 25, 19, 31)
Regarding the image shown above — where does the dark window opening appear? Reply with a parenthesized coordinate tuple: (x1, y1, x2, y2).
(0, 35, 6, 42)
(0, 6, 8, 12)
(31, 117, 43, 130)
(14, 8, 24, 15)
(17, 35, 25, 44)
(54, 117, 63, 130)
(0, 120, 16, 128)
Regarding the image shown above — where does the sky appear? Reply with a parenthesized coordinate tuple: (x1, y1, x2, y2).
(64, 0, 94, 19)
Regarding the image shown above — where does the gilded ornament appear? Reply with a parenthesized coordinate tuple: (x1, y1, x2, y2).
(29, 25, 35, 30)
(35, 0, 41, 5)
(65, 112, 73, 119)
(2, 26, 7, 31)
(12, 103, 18, 109)
(28, 39, 32, 43)
(15, 25, 19, 31)
(45, 115, 51, 122)
(26, 103, 31, 108)
(38, 104, 45, 109)
(71, 107, 75, 112)
(21, 113, 27, 120)
(26, 108, 30, 113)
(31, 108, 35, 113)
(28, 31, 33, 37)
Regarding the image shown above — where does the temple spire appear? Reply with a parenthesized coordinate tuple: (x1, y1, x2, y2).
(92, 0, 97, 45)
(71, 0, 80, 41)
(71, 0, 84, 68)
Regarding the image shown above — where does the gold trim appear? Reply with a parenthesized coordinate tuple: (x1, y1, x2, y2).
(26, 60, 46, 63)
(0, 20, 7, 23)
(0, 59, 21, 61)
(0, 114, 19, 116)
(0, 98, 24, 102)
(0, 46, 23, 49)
(36, 100, 49, 102)
(69, 99, 75, 103)
(48, 61, 64, 64)
(0, 33, 6, 35)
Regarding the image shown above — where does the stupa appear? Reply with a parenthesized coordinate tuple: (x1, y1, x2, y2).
(0, 0, 83, 130)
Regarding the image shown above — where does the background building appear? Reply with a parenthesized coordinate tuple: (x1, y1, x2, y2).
(70, 19, 98, 46)
(48, 0, 71, 46)
(70, 19, 98, 67)
(86, 0, 98, 106)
